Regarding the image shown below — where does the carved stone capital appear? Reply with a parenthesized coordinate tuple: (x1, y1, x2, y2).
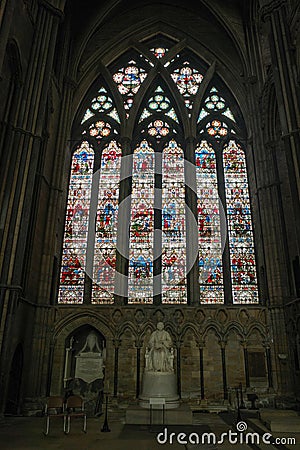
(218, 339, 227, 349)
(196, 339, 205, 349)
(113, 338, 121, 348)
(260, 0, 287, 22)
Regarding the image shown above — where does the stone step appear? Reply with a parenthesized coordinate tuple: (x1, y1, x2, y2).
(259, 408, 299, 431)
(264, 416, 300, 433)
(125, 403, 193, 425)
(191, 405, 228, 413)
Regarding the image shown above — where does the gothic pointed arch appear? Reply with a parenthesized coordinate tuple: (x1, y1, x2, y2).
(58, 36, 259, 306)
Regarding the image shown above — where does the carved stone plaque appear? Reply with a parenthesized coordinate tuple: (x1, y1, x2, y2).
(75, 352, 104, 383)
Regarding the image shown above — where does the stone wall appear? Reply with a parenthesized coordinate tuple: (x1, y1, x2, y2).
(43, 305, 276, 410)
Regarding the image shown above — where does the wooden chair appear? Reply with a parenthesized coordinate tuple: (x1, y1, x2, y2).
(44, 396, 66, 435)
(65, 395, 87, 434)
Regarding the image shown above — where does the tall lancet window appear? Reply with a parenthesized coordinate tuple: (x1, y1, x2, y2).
(128, 141, 155, 303)
(223, 141, 258, 303)
(196, 141, 224, 303)
(162, 140, 186, 303)
(92, 141, 122, 304)
(58, 142, 94, 304)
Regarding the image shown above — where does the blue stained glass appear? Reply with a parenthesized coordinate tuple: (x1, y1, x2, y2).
(128, 141, 154, 303)
(113, 61, 147, 110)
(196, 141, 224, 303)
(223, 140, 258, 303)
(162, 140, 187, 304)
(58, 141, 94, 304)
(92, 141, 122, 304)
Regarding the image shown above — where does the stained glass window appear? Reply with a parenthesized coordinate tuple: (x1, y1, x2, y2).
(147, 120, 170, 139)
(60, 46, 260, 306)
(171, 61, 203, 109)
(88, 121, 111, 139)
(196, 141, 224, 303)
(92, 141, 122, 303)
(150, 47, 168, 58)
(82, 87, 120, 124)
(113, 60, 147, 110)
(128, 141, 155, 303)
(162, 140, 187, 303)
(58, 141, 94, 304)
(223, 140, 258, 303)
(139, 86, 179, 124)
(206, 120, 228, 139)
(198, 87, 236, 124)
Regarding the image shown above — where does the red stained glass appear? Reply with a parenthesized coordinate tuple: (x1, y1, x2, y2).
(223, 140, 258, 303)
(58, 141, 94, 304)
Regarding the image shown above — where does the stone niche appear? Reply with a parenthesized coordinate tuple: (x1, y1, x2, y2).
(64, 325, 106, 416)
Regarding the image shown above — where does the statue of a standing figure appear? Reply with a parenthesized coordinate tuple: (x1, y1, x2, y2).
(147, 322, 174, 372)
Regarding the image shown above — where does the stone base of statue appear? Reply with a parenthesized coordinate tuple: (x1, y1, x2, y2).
(139, 371, 180, 409)
(126, 403, 192, 425)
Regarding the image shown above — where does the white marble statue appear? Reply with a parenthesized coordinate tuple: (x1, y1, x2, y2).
(146, 322, 174, 372)
(78, 331, 102, 354)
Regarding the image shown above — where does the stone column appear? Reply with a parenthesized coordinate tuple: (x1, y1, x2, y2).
(197, 340, 205, 399)
(176, 339, 183, 398)
(36, 76, 76, 306)
(135, 339, 142, 398)
(0, 0, 65, 413)
(242, 342, 250, 389)
(264, 344, 274, 390)
(0, 0, 16, 74)
(260, 0, 300, 257)
(114, 137, 132, 304)
(220, 340, 228, 400)
(260, 0, 300, 276)
(113, 338, 121, 398)
(184, 137, 200, 305)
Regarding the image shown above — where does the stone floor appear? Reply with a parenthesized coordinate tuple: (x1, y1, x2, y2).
(0, 409, 299, 450)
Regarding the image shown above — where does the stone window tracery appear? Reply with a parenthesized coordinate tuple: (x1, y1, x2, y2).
(58, 42, 259, 305)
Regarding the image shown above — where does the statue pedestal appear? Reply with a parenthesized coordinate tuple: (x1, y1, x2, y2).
(139, 371, 179, 409)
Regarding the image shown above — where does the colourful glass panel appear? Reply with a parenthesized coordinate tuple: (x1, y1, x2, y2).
(58, 141, 94, 304)
(206, 120, 228, 139)
(82, 87, 120, 124)
(88, 120, 111, 139)
(138, 86, 179, 124)
(223, 140, 258, 303)
(162, 140, 187, 303)
(150, 47, 168, 58)
(92, 141, 122, 304)
(198, 87, 236, 123)
(147, 120, 170, 139)
(81, 109, 94, 124)
(128, 141, 154, 303)
(91, 87, 113, 112)
(171, 62, 203, 108)
(113, 60, 147, 110)
(196, 141, 224, 303)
